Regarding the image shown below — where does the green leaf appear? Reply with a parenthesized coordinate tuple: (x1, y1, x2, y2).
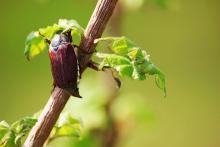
(143, 63, 167, 96)
(116, 65, 133, 77)
(96, 53, 134, 77)
(0, 121, 17, 147)
(11, 117, 37, 135)
(58, 19, 84, 45)
(39, 24, 63, 40)
(155, 73, 166, 96)
(24, 19, 84, 60)
(95, 36, 136, 56)
(1, 112, 81, 146)
(10, 117, 37, 146)
(132, 64, 146, 80)
(94, 36, 166, 96)
(48, 112, 81, 144)
(96, 53, 131, 66)
(58, 19, 84, 34)
(0, 131, 16, 147)
(24, 31, 47, 61)
(0, 121, 10, 141)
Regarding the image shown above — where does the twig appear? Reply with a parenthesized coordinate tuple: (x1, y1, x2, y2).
(24, 0, 118, 146)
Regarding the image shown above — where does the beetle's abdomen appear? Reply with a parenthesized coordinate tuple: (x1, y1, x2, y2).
(49, 43, 81, 98)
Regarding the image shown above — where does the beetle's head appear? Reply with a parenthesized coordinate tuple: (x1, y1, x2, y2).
(50, 33, 70, 51)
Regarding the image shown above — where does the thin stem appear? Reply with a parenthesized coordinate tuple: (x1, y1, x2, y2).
(24, 0, 118, 146)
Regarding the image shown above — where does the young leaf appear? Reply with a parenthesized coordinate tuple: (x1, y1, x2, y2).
(24, 31, 47, 61)
(58, 19, 84, 45)
(58, 19, 84, 34)
(94, 37, 166, 96)
(48, 112, 82, 144)
(0, 131, 16, 147)
(0, 121, 16, 147)
(24, 19, 84, 60)
(11, 117, 37, 135)
(95, 36, 136, 56)
(11, 117, 37, 146)
(39, 24, 63, 40)
(96, 53, 133, 77)
(1, 112, 81, 147)
(0, 121, 10, 141)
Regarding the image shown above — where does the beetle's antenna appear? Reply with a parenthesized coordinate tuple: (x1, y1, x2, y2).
(38, 32, 51, 44)
(63, 29, 72, 43)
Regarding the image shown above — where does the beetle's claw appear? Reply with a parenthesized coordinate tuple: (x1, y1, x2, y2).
(65, 87, 82, 98)
(38, 32, 51, 44)
(45, 38, 51, 45)
(87, 61, 121, 88)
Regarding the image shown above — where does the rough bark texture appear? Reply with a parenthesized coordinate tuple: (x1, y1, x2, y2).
(24, 87, 69, 147)
(24, 0, 118, 146)
(78, 0, 118, 71)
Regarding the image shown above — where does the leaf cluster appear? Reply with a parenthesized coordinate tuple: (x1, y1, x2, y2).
(24, 19, 84, 60)
(94, 37, 166, 95)
(0, 117, 37, 147)
(0, 112, 81, 147)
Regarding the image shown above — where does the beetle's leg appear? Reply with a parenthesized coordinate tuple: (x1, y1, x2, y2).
(88, 61, 121, 88)
(65, 29, 72, 43)
(87, 61, 100, 71)
(44, 38, 51, 45)
(72, 44, 82, 78)
(73, 44, 96, 76)
(39, 32, 51, 44)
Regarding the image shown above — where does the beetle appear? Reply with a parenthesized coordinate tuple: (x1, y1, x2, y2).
(45, 30, 81, 98)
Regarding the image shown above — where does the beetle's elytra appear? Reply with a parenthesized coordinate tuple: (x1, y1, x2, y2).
(49, 32, 81, 98)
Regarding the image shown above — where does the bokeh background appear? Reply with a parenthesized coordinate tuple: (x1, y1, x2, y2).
(0, 0, 220, 147)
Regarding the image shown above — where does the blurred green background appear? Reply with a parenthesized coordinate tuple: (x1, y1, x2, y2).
(0, 0, 220, 147)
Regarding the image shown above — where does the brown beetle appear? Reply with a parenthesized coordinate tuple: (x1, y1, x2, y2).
(47, 31, 81, 98)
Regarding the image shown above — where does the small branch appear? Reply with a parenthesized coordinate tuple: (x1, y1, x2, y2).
(78, 0, 118, 71)
(24, 0, 118, 147)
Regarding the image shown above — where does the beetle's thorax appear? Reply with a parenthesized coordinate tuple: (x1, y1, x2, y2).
(50, 34, 70, 51)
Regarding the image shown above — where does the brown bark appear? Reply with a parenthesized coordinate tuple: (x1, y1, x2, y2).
(78, 0, 118, 71)
(24, 0, 118, 146)
(24, 87, 69, 147)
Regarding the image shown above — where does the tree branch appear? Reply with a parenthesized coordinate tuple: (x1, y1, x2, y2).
(78, 0, 118, 71)
(24, 0, 118, 147)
